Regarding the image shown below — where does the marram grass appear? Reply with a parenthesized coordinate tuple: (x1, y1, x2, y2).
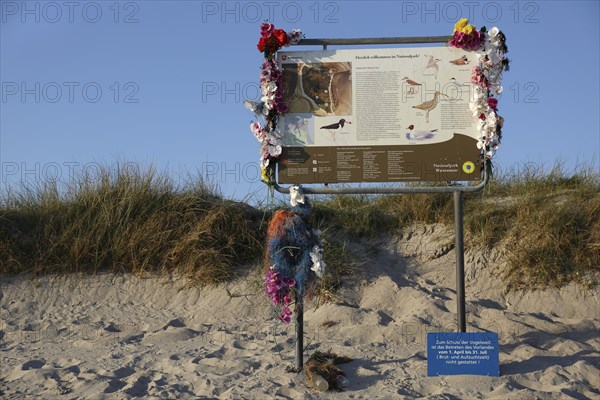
(1, 162, 598, 291)
(0, 165, 262, 285)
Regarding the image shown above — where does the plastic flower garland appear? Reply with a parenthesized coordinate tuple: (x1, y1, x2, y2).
(450, 18, 509, 161)
(245, 22, 303, 187)
(264, 185, 325, 324)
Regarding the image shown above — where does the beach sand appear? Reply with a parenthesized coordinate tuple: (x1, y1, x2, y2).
(1, 224, 598, 399)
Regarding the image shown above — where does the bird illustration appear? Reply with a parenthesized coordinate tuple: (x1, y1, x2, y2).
(405, 125, 437, 141)
(320, 119, 350, 141)
(402, 77, 422, 86)
(412, 91, 446, 123)
(449, 55, 469, 65)
(425, 55, 441, 79)
(320, 119, 350, 130)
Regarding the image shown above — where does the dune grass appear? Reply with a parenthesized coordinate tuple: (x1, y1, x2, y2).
(0, 165, 262, 285)
(1, 162, 598, 291)
(311, 162, 599, 290)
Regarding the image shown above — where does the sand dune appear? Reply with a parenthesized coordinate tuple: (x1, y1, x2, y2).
(1, 224, 598, 399)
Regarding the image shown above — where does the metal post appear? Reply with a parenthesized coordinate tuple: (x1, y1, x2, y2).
(295, 291, 304, 370)
(454, 191, 466, 332)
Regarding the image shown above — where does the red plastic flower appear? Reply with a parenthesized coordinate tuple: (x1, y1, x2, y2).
(275, 100, 288, 114)
(450, 30, 484, 51)
(471, 66, 490, 88)
(260, 22, 274, 38)
(257, 37, 267, 52)
(487, 97, 499, 111)
(272, 29, 288, 46)
(257, 37, 279, 54)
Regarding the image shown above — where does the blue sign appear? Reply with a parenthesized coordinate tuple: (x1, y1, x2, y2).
(427, 332, 499, 376)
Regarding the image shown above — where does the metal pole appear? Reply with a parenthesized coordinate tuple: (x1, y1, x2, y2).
(454, 191, 466, 332)
(295, 291, 304, 371)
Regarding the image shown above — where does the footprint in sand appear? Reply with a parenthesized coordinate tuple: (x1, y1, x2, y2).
(123, 374, 151, 397)
(141, 324, 199, 345)
(104, 380, 127, 394)
(102, 365, 136, 394)
(21, 359, 46, 370)
(8, 359, 46, 381)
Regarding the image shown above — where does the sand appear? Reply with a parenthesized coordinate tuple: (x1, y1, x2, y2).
(1, 224, 599, 399)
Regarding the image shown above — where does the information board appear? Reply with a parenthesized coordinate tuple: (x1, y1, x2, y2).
(427, 332, 499, 376)
(277, 46, 481, 184)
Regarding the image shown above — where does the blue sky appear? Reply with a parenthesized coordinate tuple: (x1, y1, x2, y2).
(1, 0, 599, 202)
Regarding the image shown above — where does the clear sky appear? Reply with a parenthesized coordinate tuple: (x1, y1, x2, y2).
(1, 0, 599, 202)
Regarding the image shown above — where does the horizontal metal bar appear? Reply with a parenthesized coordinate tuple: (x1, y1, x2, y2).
(273, 169, 488, 195)
(295, 36, 452, 46)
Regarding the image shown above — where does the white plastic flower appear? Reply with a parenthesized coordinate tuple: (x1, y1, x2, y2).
(486, 49, 500, 66)
(477, 118, 486, 133)
(261, 83, 277, 100)
(470, 101, 484, 116)
(472, 85, 486, 102)
(260, 141, 268, 156)
(260, 71, 271, 83)
(261, 94, 274, 108)
(260, 157, 269, 169)
(310, 245, 326, 278)
(475, 52, 487, 64)
(266, 81, 277, 93)
(289, 185, 305, 206)
(265, 133, 282, 146)
(287, 29, 303, 46)
(250, 122, 265, 142)
(487, 27, 500, 47)
(268, 144, 282, 157)
(492, 83, 503, 95)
